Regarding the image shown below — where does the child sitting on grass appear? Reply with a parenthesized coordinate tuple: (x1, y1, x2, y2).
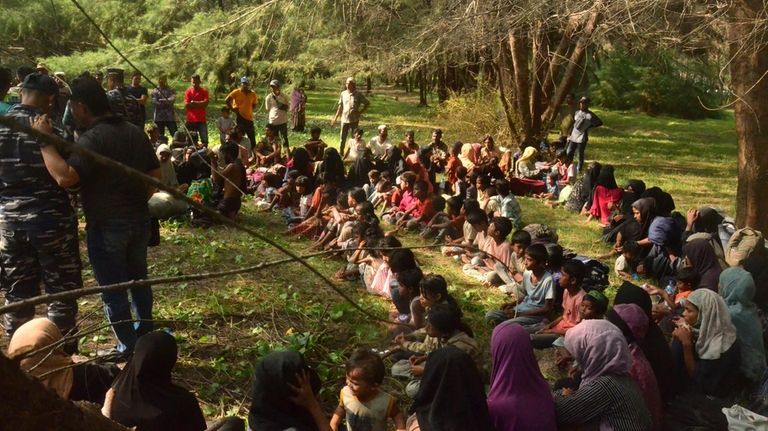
(304, 126, 327, 162)
(533, 172, 560, 200)
(486, 244, 554, 332)
(363, 235, 402, 298)
(370, 170, 394, 211)
(494, 230, 532, 294)
(530, 259, 587, 349)
(461, 217, 513, 286)
(486, 179, 522, 228)
(647, 266, 700, 323)
(394, 181, 435, 231)
(331, 348, 406, 431)
(615, 240, 641, 280)
(363, 169, 380, 201)
(580, 289, 609, 319)
(335, 219, 383, 281)
(383, 172, 417, 223)
(411, 274, 462, 329)
(387, 250, 420, 325)
(421, 196, 463, 244)
(458, 210, 489, 264)
(391, 303, 477, 398)
(440, 199, 480, 256)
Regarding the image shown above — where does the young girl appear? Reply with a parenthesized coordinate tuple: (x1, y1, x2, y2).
(383, 172, 417, 224)
(412, 274, 463, 329)
(289, 182, 337, 239)
(370, 170, 394, 212)
(284, 176, 313, 225)
(422, 196, 463, 244)
(534, 172, 560, 201)
(445, 141, 463, 193)
(364, 235, 401, 298)
(586, 165, 622, 226)
(464, 217, 513, 287)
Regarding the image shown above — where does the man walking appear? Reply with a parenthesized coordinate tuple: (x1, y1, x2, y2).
(0, 73, 82, 349)
(225, 76, 258, 145)
(265, 79, 290, 149)
(33, 76, 161, 355)
(331, 77, 369, 156)
(567, 96, 602, 172)
(184, 74, 209, 146)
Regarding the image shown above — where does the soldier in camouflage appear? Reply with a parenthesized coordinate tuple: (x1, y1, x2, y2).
(0, 73, 82, 343)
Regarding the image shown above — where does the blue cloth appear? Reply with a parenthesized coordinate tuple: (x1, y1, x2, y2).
(720, 267, 767, 381)
(87, 220, 153, 353)
(648, 216, 682, 254)
(0, 101, 12, 115)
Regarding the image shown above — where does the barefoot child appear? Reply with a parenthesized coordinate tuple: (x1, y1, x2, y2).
(531, 259, 587, 349)
(331, 349, 406, 431)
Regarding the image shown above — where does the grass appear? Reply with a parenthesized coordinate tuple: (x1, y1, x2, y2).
(1, 82, 739, 421)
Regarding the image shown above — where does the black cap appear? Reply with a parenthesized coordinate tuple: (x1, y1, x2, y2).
(21, 73, 58, 95)
(106, 68, 124, 79)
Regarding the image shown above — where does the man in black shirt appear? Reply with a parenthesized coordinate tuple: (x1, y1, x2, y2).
(0, 73, 82, 344)
(34, 75, 161, 354)
(125, 70, 148, 124)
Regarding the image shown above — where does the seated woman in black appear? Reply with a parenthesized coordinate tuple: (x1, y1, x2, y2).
(671, 288, 740, 397)
(103, 331, 207, 431)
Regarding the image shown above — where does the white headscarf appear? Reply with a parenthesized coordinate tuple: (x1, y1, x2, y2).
(687, 289, 738, 360)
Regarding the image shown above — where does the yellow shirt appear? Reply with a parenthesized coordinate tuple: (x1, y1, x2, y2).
(226, 89, 258, 121)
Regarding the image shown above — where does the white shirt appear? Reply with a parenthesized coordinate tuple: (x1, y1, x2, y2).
(368, 136, 393, 158)
(265, 92, 289, 125)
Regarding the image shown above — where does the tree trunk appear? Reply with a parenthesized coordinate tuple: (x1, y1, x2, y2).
(418, 66, 428, 106)
(0, 352, 130, 430)
(509, 31, 532, 144)
(729, 0, 768, 233)
(366, 76, 372, 94)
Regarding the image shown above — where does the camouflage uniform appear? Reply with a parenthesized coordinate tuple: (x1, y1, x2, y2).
(0, 105, 82, 337)
(106, 87, 144, 129)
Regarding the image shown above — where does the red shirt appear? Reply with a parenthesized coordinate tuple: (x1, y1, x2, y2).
(413, 197, 435, 220)
(184, 86, 209, 123)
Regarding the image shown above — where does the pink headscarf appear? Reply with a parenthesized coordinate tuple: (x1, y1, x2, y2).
(487, 322, 556, 431)
(564, 319, 631, 387)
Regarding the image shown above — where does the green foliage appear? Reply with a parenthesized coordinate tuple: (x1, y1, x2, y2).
(592, 48, 724, 119)
(435, 83, 511, 145)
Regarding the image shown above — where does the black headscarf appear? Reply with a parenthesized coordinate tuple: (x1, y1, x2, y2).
(693, 207, 724, 235)
(410, 346, 494, 431)
(348, 149, 374, 188)
(319, 148, 345, 185)
(642, 187, 675, 216)
(614, 282, 678, 402)
(595, 164, 619, 189)
(248, 351, 321, 431)
(581, 162, 602, 210)
(684, 239, 722, 291)
(110, 331, 206, 431)
(387, 146, 406, 177)
(291, 147, 312, 177)
(744, 254, 768, 311)
(632, 197, 657, 237)
(620, 180, 646, 218)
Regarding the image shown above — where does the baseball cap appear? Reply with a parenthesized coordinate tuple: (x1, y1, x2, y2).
(269, 79, 280, 87)
(240, 76, 249, 84)
(22, 73, 59, 95)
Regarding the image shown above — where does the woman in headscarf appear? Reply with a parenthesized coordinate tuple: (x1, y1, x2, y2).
(289, 85, 306, 132)
(386, 146, 406, 178)
(407, 346, 494, 431)
(555, 319, 652, 431)
(586, 165, 623, 226)
(8, 318, 118, 404)
(632, 198, 682, 284)
(614, 281, 678, 402)
(606, 305, 663, 431)
(641, 187, 675, 216)
(683, 238, 722, 291)
(316, 147, 345, 186)
(602, 179, 646, 245)
(514, 146, 541, 179)
(104, 331, 207, 431)
(347, 147, 374, 188)
(671, 289, 740, 397)
(487, 322, 556, 431)
(719, 267, 767, 383)
(248, 351, 329, 431)
(564, 161, 601, 213)
(684, 207, 727, 269)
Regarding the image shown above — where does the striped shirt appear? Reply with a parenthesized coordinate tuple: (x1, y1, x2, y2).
(555, 375, 652, 431)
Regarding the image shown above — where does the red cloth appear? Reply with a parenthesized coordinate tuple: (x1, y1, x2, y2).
(184, 87, 209, 122)
(509, 177, 545, 196)
(589, 185, 623, 224)
(413, 197, 434, 220)
(445, 156, 461, 185)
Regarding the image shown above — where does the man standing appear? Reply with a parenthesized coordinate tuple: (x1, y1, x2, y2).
(225, 76, 258, 145)
(184, 74, 209, 146)
(151, 75, 177, 137)
(126, 71, 149, 125)
(331, 77, 369, 156)
(265, 79, 290, 149)
(105, 68, 144, 128)
(33, 76, 161, 355)
(0, 73, 82, 347)
(567, 96, 603, 172)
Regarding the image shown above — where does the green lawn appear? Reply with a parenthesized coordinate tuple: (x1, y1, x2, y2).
(12, 83, 742, 419)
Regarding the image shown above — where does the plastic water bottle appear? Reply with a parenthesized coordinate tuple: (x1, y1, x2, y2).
(665, 279, 677, 296)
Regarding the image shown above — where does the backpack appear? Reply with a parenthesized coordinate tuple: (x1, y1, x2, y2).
(726, 227, 765, 267)
(573, 255, 610, 291)
(106, 87, 144, 128)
